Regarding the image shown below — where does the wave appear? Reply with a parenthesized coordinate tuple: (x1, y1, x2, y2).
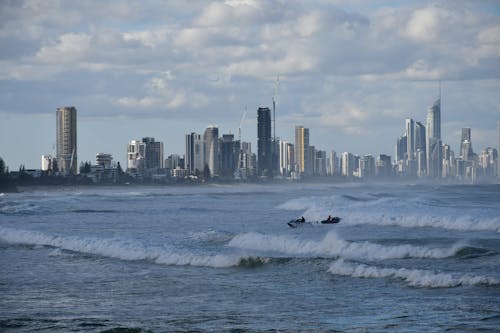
(0, 227, 267, 269)
(0, 201, 43, 215)
(328, 259, 500, 288)
(228, 231, 465, 261)
(344, 214, 500, 233)
(278, 195, 500, 233)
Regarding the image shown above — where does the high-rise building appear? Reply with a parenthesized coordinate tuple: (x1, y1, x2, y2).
(257, 107, 272, 177)
(220, 134, 239, 178)
(405, 118, 415, 160)
(376, 154, 392, 178)
(204, 126, 219, 177)
(186, 132, 205, 174)
(279, 140, 294, 177)
(460, 128, 473, 161)
(415, 121, 426, 176)
(359, 155, 375, 179)
(314, 150, 327, 176)
(127, 140, 146, 170)
(142, 137, 164, 170)
(295, 125, 310, 175)
(479, 147, 497, 178)
(426, 97, 442, 178)
(327, 150, 338, 176)
(56, 106, 77, 175)
(341, 152, 354, 177)
(396, 135, 407, 162)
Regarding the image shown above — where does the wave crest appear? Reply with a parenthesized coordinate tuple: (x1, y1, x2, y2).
(228, 231, 464, 261)
(328, 259, 500, 288)
(0, 227, 266, 269)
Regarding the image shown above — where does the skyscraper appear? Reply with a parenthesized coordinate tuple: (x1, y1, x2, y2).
(257, 107, 272, 177)
(460, 128, 473, 161)
(220, 133, 239, 178)
(426, 97, 442, 178)
(415, 121, 426, 177)
(142, 137, 164, 170)
(204, 126, 219, 177)
(56, 106, 77, 175)
(295, 125, 310, 175)
(186, 132, 204, 174)
(405, 118, 415, 160)
(279, 140, 294, 177)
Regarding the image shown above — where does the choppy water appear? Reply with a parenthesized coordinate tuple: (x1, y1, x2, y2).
(1, 183, 499, 332)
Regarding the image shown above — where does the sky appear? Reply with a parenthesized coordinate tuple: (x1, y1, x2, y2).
(0, 0, 499, 170)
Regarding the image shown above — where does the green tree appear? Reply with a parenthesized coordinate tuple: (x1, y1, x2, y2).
(0, 157, 5, 175)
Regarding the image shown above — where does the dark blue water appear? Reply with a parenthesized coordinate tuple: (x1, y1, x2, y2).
(1, 183, 500, 332)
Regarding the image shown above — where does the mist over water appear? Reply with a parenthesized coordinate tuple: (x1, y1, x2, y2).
(1, 183, 499, 332)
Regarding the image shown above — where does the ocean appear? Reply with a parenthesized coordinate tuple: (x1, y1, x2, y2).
(1, 182, 499, 332)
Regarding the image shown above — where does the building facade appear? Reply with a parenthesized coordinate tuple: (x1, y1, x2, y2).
(56, 106, 77, 175)
(426, 98, 442, 178)
(295, 126, 310, 176)
(204, 126, 219, 177)
(257, 107, 272, 177)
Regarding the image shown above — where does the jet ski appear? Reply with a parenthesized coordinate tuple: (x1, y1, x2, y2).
(320, 216, 341, 224)
(287, 217, 306, 228)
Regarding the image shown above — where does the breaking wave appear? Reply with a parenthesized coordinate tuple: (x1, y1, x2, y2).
(328, 259, 500, 288)
(278, 194, 500, 233)
(0, 227, 267, 269)
(228, 231, 466, 261)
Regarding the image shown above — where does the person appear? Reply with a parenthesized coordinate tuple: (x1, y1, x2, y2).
(327, 215, 332, 222)
(298, 216, 305, 223)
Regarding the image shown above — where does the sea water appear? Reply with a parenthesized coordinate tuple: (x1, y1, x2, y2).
(0, 183, 499, 332)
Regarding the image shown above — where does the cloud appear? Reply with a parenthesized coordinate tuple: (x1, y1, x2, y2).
(0, 0, 499, 165)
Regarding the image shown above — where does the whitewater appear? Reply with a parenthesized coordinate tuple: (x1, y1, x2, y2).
(1, 182, 499, 332)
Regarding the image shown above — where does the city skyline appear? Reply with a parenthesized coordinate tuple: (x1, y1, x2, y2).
(1, 1, 500, 169)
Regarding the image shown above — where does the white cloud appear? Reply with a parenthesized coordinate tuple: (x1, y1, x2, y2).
(1, 0, 499, 166)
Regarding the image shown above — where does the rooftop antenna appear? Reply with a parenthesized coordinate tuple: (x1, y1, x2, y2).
(272, 75, 280, 145)
(238, 106, 247, 142)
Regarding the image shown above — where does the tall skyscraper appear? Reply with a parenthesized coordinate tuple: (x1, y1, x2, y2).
(426, 97, 442, 178)
(186, 132, 204, 174)
(279, 140, 294, 177)
(56, 106, 77, 175)
(405, 118, 415, 160)
(204, 126, 219, 177)
(257, 107, 272, 177)
(460, 128, 473, 161)
(327, 150, 338, 176)
(341, 152, 354, 177)
(220, 133, 239, 178)
(415, 121, 426, 177)
(295, 125, 310, 175)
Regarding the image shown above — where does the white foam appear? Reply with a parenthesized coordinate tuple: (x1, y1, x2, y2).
(0, 227, 256, 268)
(228, 231, 463, 261)
(344, 214, 500, 233)
(328, 259, 500, 288)
(278, 195, 500, 233)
